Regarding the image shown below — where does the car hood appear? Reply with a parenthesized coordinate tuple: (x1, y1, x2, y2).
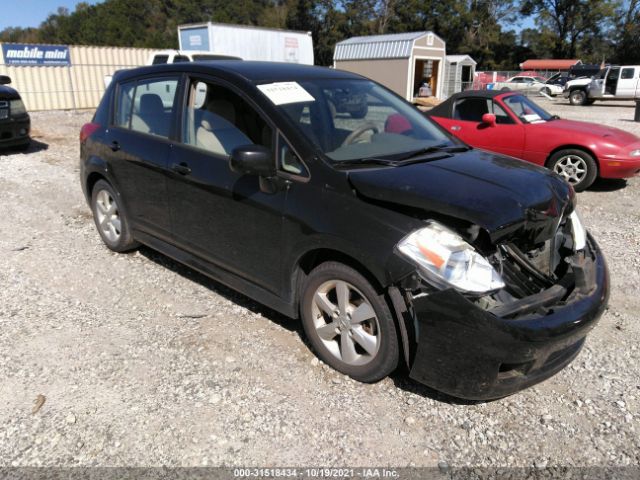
(348, 149, 573, 245)
(0, 85, 20, 100)
(540, 119, 639, 145)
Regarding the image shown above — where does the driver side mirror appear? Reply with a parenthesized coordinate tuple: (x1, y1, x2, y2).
(481, 113, 496, 127)
(229, 144, 275, 177)
(0, 75, 11, 85)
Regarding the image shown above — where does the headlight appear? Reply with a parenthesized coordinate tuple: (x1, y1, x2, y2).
(397, 221, 505, 294)
(630, 149, 640, 158)
(569, 210, 586, 251)
(10, 99, 26, 116)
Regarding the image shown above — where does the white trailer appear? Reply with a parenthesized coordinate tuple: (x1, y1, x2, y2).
(178, 23, 314, 65)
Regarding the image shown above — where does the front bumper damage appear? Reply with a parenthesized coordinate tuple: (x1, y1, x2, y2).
(403, 235, 609, 400)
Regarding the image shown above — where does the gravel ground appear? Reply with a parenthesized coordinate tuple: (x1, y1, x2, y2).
(0, 99, 639, 468)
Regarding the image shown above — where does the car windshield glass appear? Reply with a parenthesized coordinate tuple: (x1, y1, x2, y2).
(503, 94, 552, 123)
(267, 78, 453, 162)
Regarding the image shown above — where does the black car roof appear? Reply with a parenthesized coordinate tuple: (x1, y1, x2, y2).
(115, 61, 365, 84)
(428, 90, 513, 118)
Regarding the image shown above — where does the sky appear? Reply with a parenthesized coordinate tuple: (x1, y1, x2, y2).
(0, 0, 102, 31)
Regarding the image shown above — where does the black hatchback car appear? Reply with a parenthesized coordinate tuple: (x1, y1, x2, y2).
(80, 62, 608, 400)
(0, 75, 30, 150)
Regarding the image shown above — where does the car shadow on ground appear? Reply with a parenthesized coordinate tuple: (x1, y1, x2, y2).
(589, 178, 628, 192)
(136, 245, 299, 334)
(0, 138, 49, 155)
(389, 369, 493, 405)
(137, 245, 496, 404)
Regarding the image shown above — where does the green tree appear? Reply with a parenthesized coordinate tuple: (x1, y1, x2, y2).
(520, 0, 618, 59)
(612, 0, 640, 64)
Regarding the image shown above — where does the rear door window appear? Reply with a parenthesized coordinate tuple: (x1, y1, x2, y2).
(114, 77, 179, 138)
(621, 68, 636, 80)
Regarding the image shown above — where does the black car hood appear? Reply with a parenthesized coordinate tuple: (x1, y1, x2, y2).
(348, 150, 573, 245)
(0, 85, 20, 100)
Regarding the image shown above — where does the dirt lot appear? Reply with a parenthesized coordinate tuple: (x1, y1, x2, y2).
(0, 98, 639, 468)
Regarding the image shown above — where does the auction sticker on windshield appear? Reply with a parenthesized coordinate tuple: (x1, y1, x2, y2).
(257, 82, 315, 105)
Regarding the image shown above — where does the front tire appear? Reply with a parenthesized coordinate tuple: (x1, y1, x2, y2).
(547, 149, 598, 192)
(90, 179, 138, 252)
(569, 89, 588, 106)
(300, 262, 399, 383)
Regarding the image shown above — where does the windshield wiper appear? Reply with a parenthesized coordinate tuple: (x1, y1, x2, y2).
(334, 157, 400, 167)
(391, 143, 471, 162)
(334, 144, 471, 168)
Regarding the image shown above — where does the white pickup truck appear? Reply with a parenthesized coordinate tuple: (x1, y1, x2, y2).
(563, 65, 640, 105)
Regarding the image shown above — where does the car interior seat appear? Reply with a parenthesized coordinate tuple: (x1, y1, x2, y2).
(135, 94, 168, 136)
(196, 97, 252, 155)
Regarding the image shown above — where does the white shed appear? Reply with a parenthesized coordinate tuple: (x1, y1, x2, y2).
(443, 55, 477, 98)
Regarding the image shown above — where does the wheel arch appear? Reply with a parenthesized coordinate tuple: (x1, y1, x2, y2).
(296, 248, 385, 294)
(294, 247, 412, 368)
(86, 171, 108, 199)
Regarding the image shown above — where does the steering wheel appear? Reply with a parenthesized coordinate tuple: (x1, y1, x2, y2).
(342, 122, 379, 146)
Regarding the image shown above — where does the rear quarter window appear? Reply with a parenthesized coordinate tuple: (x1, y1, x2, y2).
(151, 55, 169, 65)
(114, 81, 136, 128)
(93, 83, 113, 125)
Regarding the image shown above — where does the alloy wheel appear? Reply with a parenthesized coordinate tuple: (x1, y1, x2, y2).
(554, 155, 588, 185)
(94, 189, 122, 243)
(311, 280, 380, 366)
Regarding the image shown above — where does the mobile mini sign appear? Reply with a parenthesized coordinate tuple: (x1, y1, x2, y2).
(1, 44, 71, 66)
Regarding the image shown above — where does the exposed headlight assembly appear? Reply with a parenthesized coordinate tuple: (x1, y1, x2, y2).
(569, 210, 586, 251)
(630, 149, 640, 158)
(10, 99, 26, 116)
(397, 221, 505, 295)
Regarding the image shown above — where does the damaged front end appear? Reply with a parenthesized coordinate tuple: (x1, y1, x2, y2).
(394, 206, 609, 400)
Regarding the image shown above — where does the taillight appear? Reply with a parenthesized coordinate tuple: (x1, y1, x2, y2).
(80, 122, 101, 144)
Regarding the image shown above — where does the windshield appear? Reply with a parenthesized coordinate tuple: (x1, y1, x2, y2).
(270, 78, 453, 162)
(503, 94, 552, 123)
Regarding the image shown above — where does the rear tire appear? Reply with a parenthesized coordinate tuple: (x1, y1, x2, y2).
(569, 89, 588, 106)
(300, 261, 399, 383)
(547, 149, 598, 192)
(90, 179, 139, 252)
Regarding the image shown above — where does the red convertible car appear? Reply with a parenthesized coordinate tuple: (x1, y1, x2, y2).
(428, 91, 640, 191)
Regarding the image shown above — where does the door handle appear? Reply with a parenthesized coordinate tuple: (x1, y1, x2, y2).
(451, 125, 461, 131)
(110, 140, 121, 152)
(171, 162, 192, 175)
